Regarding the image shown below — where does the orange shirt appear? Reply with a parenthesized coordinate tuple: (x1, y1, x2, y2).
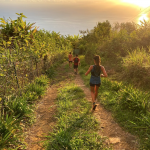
(68, 54, 73, 61)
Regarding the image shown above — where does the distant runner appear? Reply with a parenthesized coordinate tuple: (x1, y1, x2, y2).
(73, 55, 80, 74)
(85, 55, 107, 110)
(68, 52, 73, 68)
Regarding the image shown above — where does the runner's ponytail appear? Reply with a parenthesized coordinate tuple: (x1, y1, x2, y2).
(93, 55, 101, 73)
(94, 55, 101, 66)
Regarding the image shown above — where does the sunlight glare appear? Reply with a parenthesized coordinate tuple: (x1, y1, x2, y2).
(138, 14, 149, 24)
(122, 0, 150, 8)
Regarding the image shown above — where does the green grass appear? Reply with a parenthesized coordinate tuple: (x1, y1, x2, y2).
(123, 47, 150, 67)
(45, 84, 111, 150)
(79, 55, 150, 150)
(1, 75, 49, 149)
(45, 67, 56, 78)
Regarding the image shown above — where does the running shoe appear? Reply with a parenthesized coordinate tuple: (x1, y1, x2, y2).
(93, 104, 97, 110)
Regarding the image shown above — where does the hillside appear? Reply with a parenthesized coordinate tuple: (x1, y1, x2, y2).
(1, 14, 150, 150)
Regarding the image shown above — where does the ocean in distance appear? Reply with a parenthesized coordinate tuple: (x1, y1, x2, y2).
(0, 1, 142, 36)
(0, 12, 133, 36)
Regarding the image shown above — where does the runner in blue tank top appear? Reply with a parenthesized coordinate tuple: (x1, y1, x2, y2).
(85, 55, 107, 110)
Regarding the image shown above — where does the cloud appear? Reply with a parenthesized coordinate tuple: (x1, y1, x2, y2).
(1, 0, 141, 24)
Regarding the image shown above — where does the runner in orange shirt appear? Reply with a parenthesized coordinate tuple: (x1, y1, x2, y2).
(68, 52, 73, 68)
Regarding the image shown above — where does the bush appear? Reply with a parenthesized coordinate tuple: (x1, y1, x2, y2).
(35, 75, 49, 87)
(26, 83, 46, 96)
(23, 91, 38, 102)
(0, 74, 49, 149)
(45, 67, 56, 78)
(0, 114, 20, 149)
(118, 85, 150, 114)
(5, 96, 33, 118)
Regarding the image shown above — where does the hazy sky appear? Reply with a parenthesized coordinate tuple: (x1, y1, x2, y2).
(0, 0, 150, 35)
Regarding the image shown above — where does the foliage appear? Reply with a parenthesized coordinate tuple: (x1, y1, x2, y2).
(23, 91, 38, 102)
(93, 20, 111, 42)
(113, 22, 137, 34)
(0, 70, 49, 149)
(0, 114, 23, 149)
(121, 47, 150, 89)
(34, 75, 49, 87)
(45, 67, 56, 78)
(0, 13, 80, 149)
(118, 85, 150, 114)
(5, 96, 33, 118)
(0, 13, 77, 99)
(78, 20, 150, 90)
(26, 83, 46, 97)
(78, 19, 150, 59)
(65, 34, 82, 49)
(123, 47, 150, 66)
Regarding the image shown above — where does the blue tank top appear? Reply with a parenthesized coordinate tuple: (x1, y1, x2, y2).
(90, 65, 101, 84)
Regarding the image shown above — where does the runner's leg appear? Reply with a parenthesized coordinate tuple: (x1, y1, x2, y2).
(74, 65, 75, 73)
(95, 86, 99, 101)
(92, 85, 98, 110)
(90, 86, 95, 102)
(90, 86, 95, 109)
(74, 66, 76, 74)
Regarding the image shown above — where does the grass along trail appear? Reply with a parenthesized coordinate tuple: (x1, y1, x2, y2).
(25, 62, 138, 149)
(25, 62, 75, 149)
(75, 74, 138, 150)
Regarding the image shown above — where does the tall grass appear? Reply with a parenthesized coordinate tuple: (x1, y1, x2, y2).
(79, 56, 150, 149)
(0, 75, 49, 149)
(121, 47, 150, 90)
(123, 47, 150, 67)
(99, 78, 150, 150)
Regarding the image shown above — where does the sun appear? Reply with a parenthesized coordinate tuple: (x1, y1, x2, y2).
(138, 14, 149, 24)
(122, 0, 150, 8)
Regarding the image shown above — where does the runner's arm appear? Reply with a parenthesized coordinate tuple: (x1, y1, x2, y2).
(78, 59, 80, 65)
(100, 66, 108, 77)
(85, 65, 93, 76)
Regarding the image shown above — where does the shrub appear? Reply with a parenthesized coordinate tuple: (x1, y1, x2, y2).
(45, 67, 56, 78)
(0, 114, 20, 149)
(35, 75, 49, 87)
(118, 85, 150, 114)
(5, 96, 33, 118)
(23, 91, 38, 102)
(26, 83, 46, 96)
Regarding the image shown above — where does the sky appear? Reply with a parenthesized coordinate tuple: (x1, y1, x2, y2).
(0, 0, 150, 35)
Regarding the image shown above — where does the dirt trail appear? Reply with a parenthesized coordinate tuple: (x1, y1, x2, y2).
(25, 86, 57, 150)
(25, 63, 139, 150)
(75, 75, 139, 150)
